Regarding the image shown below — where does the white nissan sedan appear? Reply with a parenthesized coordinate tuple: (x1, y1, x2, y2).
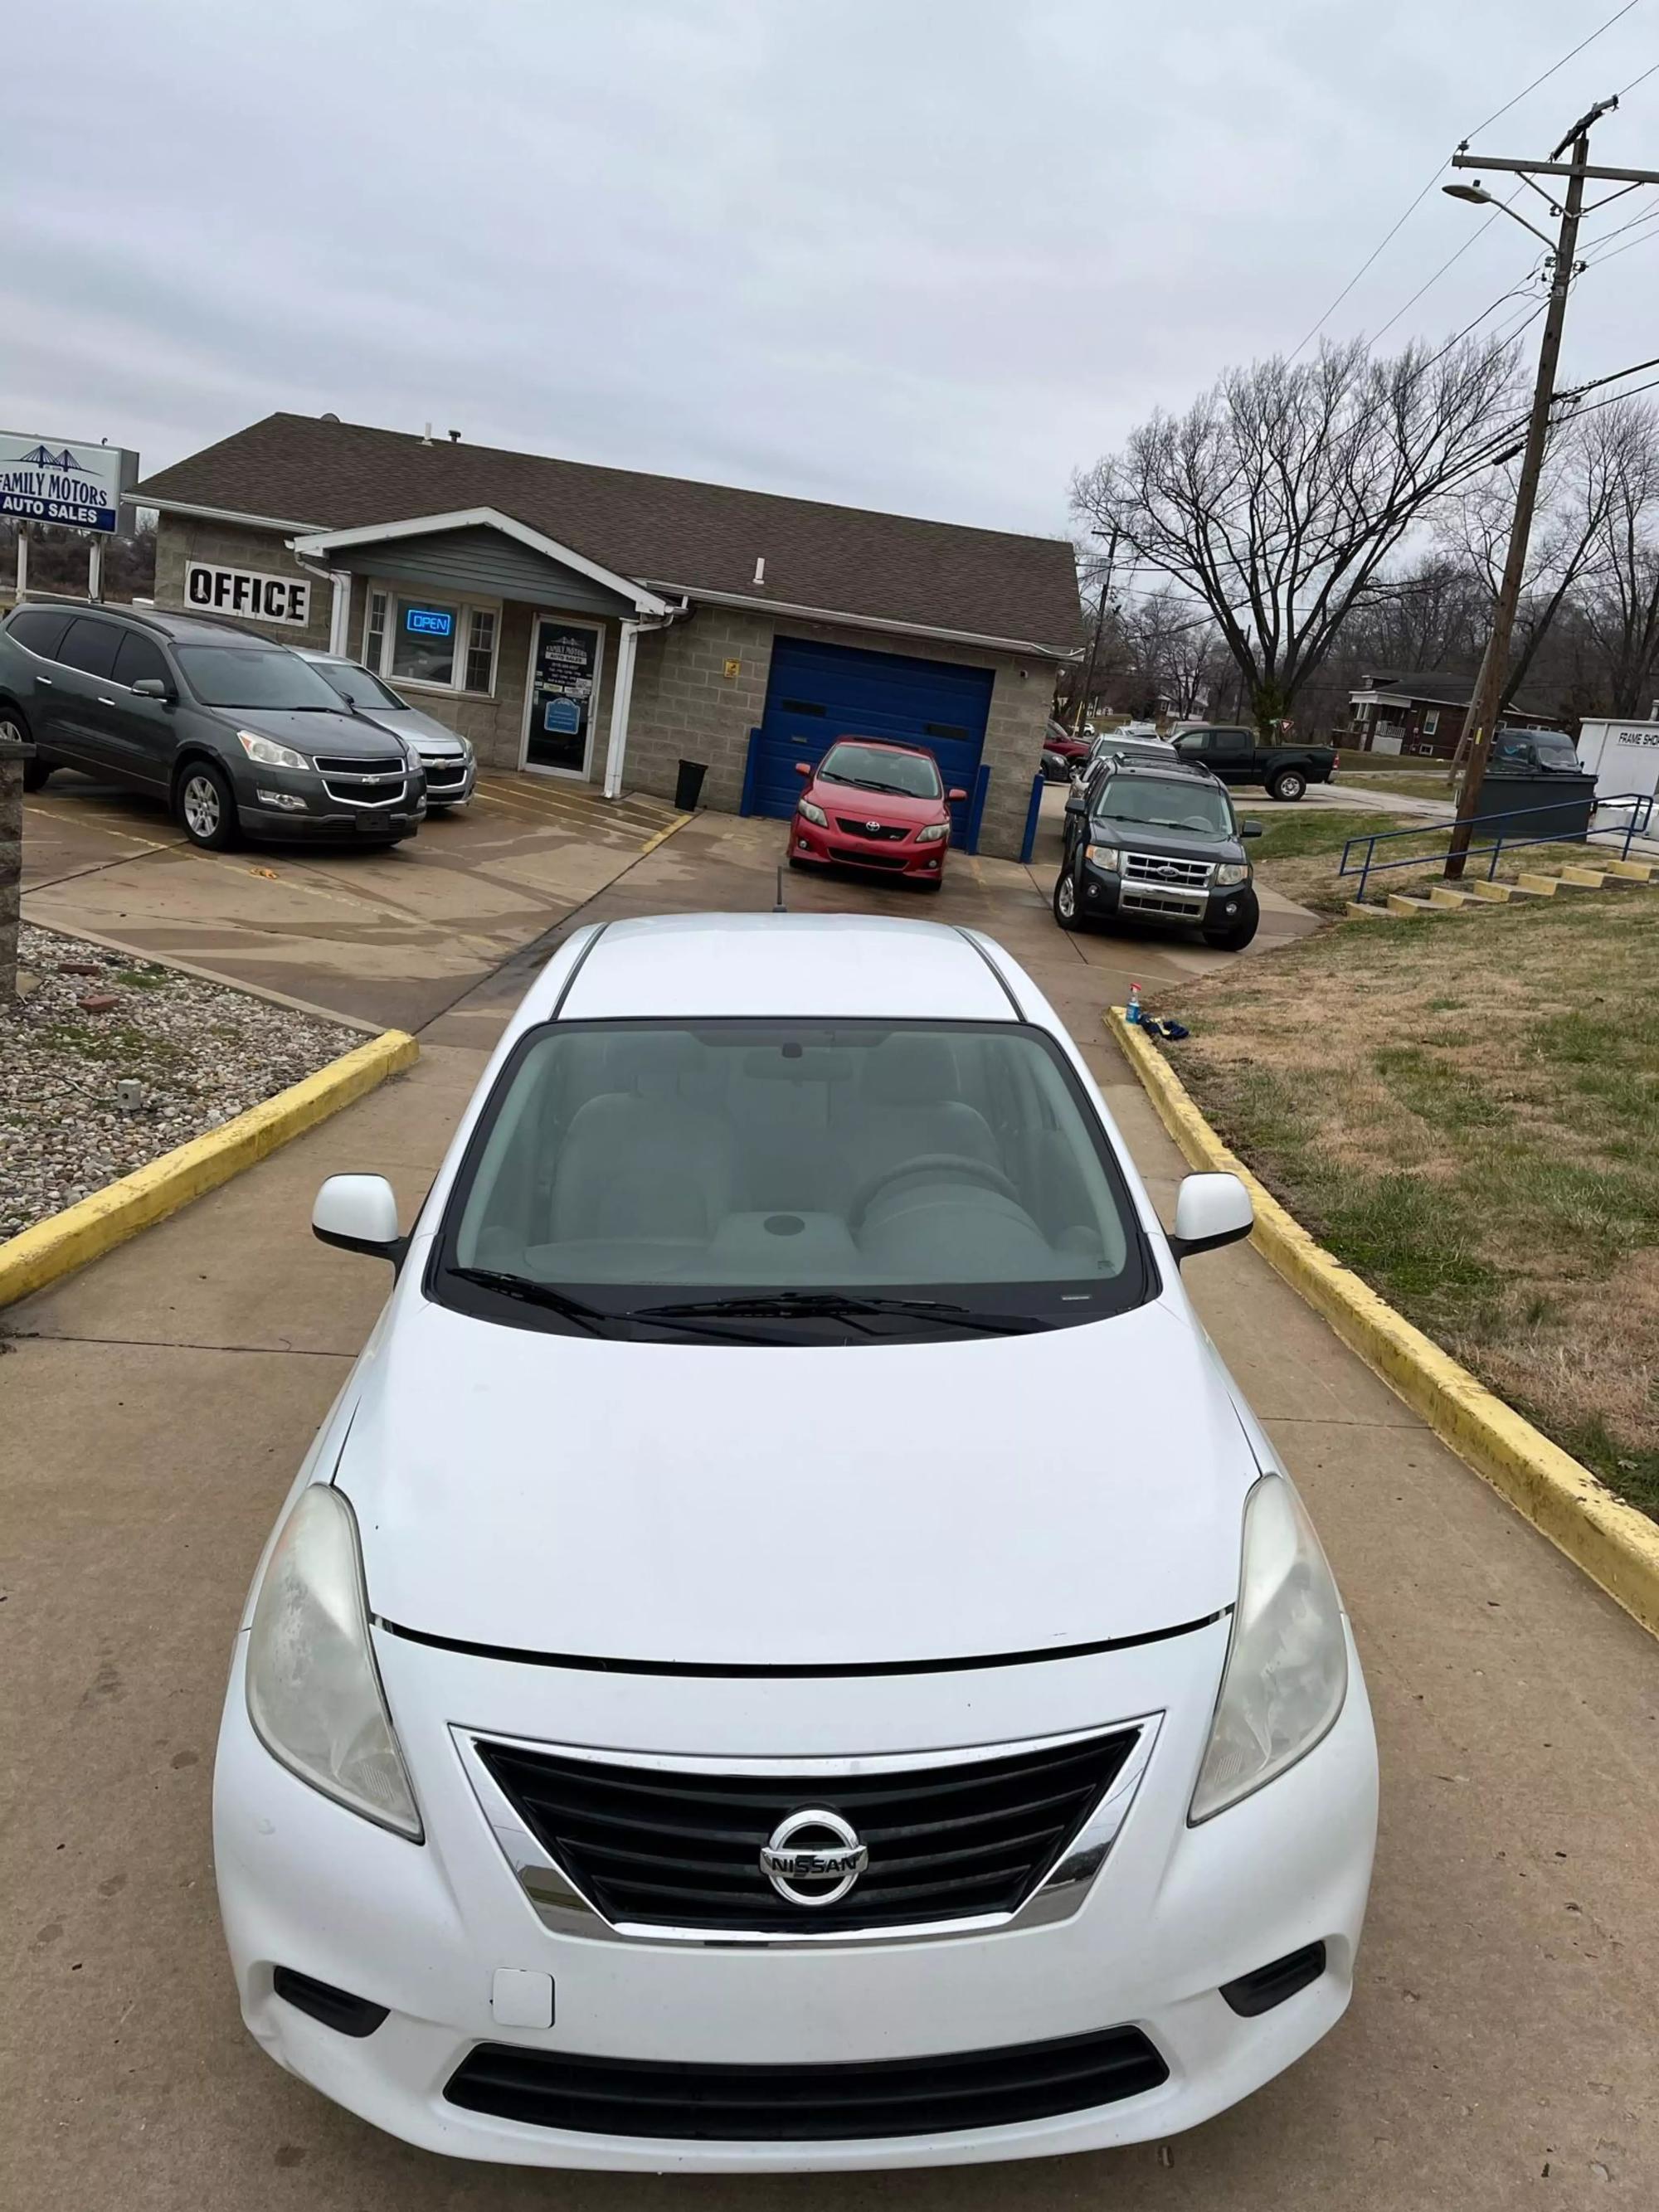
(214, 914, 1378, 2173)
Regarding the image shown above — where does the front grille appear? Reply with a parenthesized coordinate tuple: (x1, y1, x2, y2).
(473, 1731, 1139, 1934)
(834, 846, 909, 869)
(834, 817, 907, 841)
(312, 754, 408, 810)
(1124, 850, 1212, 887)
(1119, 886, 1208, 918)
(444, 2025, 1168, 2142)
(421, 756, 469, 786)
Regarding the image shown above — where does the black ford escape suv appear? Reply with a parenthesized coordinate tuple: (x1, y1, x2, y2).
(0, 599, 425, 850)
(1053, 756, 1264, 950)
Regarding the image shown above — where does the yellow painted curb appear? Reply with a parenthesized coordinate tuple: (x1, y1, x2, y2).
(1110, 1009, 1659, 1641)
(0, 1029, 418, 1310)
(634, 810, 693, 861)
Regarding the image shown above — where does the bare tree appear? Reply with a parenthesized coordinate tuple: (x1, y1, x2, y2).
(1072, 335, 1522, 734)
(1576, 399, 1659, 715)
(1117, 589, 1227, 717)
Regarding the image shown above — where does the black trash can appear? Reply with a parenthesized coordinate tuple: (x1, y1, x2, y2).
(1469, 768, 1597, 844)
(674, 759, 708, 812)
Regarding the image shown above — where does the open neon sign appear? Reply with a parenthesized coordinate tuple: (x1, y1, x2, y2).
(406, 607, 453, 637)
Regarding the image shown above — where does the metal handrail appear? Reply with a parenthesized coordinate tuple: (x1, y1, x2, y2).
(1340, 792, 1655, 904)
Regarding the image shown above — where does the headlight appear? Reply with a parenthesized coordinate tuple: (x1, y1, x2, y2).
(1190, 1475, 1347, 1824)
(1084, 843, 1120, 873)
(916, 821, 948, 843)
(798, 799, 828, 827)
(1214, 862, 1252, 887)
(246, 1485, 422, 1840)
(237, 730, 311, 771)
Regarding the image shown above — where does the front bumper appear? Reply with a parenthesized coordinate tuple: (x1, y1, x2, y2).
(236, 764, 427, 843)
(213, 1620, 1376, 2171)
(1080, 863, 1257, 935)
(791, 814, 946, 880)
(420, 754, 476, 805)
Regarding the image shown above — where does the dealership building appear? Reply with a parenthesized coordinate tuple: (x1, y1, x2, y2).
(129, 416, 1079, 858)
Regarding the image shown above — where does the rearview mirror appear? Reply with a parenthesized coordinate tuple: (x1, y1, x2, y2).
(947, 787, 967, 803)
(1169, 1173, 1253, 1263)
(313, 1174, 406, 1265)
(1241, 819, 1264, 839)
(795, 761, 812, 777)
(130, 677, 174, 702)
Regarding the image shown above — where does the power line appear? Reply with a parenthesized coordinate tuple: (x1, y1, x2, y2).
(1287, 1, 1648, 360)
(1617, 55, 1659, 94)
(1368, 191, 1530, 345)
(1580, 208, 1659, 263)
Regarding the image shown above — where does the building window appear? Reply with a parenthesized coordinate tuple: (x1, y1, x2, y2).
(465, 607, 497, 694)
(365, 584, 500, 695)
(1423, 708, 1440, 735)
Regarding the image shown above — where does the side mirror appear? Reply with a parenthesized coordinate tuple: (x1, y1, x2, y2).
(130, 677, 175, 702)
(795, 761, 812, 777)
(313, 1174, 406, 1265)
(947, 787, 967, 803)
(1169, 1172, 1253, 1263)
(1241, 819, 1264, 839)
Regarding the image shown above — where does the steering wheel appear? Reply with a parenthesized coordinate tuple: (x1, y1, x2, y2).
(847, 1153, 1020, 1230)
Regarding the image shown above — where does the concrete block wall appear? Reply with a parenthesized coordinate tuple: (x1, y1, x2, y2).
(153, 520, 333, 650)
(0, 741, 24, 1002)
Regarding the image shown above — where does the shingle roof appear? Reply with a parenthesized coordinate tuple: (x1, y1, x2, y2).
(1356, 668, 1552, 716)
(132, 414, 1081, 654)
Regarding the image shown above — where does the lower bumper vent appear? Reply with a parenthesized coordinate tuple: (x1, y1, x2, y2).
(445, 2025, 1168, 2141)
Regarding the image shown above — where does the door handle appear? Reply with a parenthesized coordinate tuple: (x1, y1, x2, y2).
(97, 695, 118, 707)
(36, 675, 53, 686)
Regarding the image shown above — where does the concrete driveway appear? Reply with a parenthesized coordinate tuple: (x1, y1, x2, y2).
(4, 795, 1656, 2211)
(19, 767, 685, 1032)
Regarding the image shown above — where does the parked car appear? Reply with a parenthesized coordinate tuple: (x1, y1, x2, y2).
(216, 912, 1377, 2171)
(1169, 725, 1336, 801)
(1080, 733, 1175, 780)
(1487, 725, 1584, 775)
(299, 651, 476, 810)
(788, 737, 966, 888)
(0, 599, 425, 850)
(1041, 717, 1092, 780)
(1055, 757, 1264, 950)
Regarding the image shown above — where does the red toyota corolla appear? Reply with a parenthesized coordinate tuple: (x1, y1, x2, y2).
(788, 737, 966, 889)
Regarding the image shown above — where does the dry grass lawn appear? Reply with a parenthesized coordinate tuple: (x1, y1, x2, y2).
(1146, 888, 1659, 1519)
(1249, 808, 1604, 916)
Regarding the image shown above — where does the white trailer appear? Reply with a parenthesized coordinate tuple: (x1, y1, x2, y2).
(1577, 716, 1659, 805)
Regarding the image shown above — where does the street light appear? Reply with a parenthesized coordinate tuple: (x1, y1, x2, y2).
(1441, 181, 1558, 251)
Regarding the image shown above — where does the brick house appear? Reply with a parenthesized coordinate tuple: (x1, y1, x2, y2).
(1346, 670, 1557, 758)
(129, 416, 1079, 859)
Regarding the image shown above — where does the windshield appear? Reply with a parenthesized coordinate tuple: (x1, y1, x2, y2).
(435, 1019, 1150, 1340)
(818, 743, 941, 799)
(175, 647, 346, 711)
(314, 659, 407, 711)
(1093, 775, 1233, 835)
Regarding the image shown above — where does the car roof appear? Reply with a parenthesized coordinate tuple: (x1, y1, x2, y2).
(12, 596, 281, 648)
(540, 916, 1022, 1025)
(1097, 757, 1219, 786)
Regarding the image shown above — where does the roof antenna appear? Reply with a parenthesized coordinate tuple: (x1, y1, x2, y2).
(773, 863, 787, 913)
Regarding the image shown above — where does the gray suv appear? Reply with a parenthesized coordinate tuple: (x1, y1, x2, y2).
(0, 598, 426, 850)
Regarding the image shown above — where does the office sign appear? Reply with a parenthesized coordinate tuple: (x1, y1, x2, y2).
(185, 562, 311, 625)
(0, 430, 138, 533)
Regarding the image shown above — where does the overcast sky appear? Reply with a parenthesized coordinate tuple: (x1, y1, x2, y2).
(5, 0, 1655, 542)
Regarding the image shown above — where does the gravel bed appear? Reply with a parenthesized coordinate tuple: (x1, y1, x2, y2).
(1, 924, 356, 1241)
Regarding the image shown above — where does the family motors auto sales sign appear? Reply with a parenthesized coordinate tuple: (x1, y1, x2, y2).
(0, 430, 138, 533)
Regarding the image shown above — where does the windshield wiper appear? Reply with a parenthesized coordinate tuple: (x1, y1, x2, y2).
(447, 1265, 613, 1336)
(628, 1292, 1050, 1336)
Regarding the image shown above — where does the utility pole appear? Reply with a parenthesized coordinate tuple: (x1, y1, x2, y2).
(1443, 99, 1659, 877)
(1072, 525, 1120, 735)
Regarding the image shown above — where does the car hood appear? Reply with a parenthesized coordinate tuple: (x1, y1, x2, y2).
(808, 780, 943, 825)
(334, 1294, 1257, 1666)
(233, 707, 407, 758)
(355, 702, 469, 754)
(1093, 814, 1244, 864)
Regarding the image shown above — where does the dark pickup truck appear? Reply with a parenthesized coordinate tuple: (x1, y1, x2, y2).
(1170, 725, 1335, 800)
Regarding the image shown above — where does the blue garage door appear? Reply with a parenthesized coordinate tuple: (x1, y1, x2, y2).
(752, 636, 994, 842)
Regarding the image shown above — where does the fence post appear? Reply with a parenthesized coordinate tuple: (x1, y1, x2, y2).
(965, 763, 991, 855)
(1019, 772, 1044, 865)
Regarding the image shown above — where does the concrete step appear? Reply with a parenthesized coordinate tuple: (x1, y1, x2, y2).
(1345, 899, 1393, 920)
(1559, 865, 1609, 888)
(1428, 886, 1472, 909)
(1385, 892, 1438, 916)
(1514, 873, 1560, 896)
(1602, 857, 1655, 881)
(1463, 879, 1512, 902)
